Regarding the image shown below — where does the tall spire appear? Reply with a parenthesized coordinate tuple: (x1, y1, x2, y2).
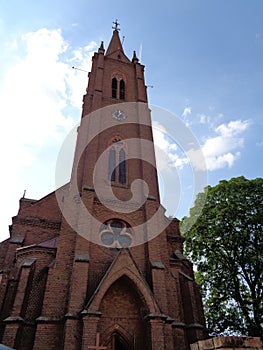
(105, 20, 125, 56)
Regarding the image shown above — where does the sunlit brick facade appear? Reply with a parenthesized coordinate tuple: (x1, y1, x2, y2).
(0, 27, 207, 350)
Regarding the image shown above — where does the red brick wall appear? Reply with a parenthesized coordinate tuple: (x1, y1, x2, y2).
(99, 276, 149, 349)
(0, 30, 208, 350)
(191, 336, 263, 350)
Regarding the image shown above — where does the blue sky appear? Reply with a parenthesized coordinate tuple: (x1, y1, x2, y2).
(0, 0, 262, 241)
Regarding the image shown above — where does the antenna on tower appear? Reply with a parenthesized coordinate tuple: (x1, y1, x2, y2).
(23, 190, 26, 198)
(122, 36, 125, 45)
(72, 66, 88, 73)
(139, 43, 143, 62)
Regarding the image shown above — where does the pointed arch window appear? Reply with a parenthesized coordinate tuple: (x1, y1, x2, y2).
(111, 76, 126, 100)
(108, 138, 127, 185)
(119, 148, 126, 183)
(108, 147, 116, 181)
(119, 79, 125, 100)
(111, 77, 117, 98)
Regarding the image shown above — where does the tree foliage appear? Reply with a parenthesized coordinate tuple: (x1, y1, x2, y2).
(180, 176, 263, 338)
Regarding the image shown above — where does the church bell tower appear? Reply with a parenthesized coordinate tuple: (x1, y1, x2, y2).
(0, 22, 207, 350)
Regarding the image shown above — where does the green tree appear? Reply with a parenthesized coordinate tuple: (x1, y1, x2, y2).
(180, 176, 263, 338)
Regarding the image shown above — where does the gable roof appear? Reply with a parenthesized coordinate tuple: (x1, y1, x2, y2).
(83, 248, 161, 315)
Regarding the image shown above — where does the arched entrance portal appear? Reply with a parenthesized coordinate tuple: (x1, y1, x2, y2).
(99, 276, 149, 350)
(106, 333, 130, 350)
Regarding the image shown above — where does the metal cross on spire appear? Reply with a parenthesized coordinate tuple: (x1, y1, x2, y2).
(112, 19, 120, 31)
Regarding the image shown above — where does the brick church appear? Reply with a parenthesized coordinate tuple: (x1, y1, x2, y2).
(0, 24, 207, 349)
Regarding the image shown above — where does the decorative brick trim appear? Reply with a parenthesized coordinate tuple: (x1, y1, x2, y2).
(16, 247, 56, 258)
(36, 316, 63, 323)
(13, 216, 61, 230)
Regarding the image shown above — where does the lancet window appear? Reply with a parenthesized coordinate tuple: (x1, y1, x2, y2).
(108, 137, 126, 184)
(111, 76, 126, 100)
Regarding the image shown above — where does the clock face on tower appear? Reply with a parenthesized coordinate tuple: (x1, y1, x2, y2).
(112, 109, 127, 121)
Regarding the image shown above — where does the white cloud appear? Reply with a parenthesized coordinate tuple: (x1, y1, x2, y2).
(198, 113, 211, 125)
(152, 117, 249, 173)
(152, 121, 172, 151)
(216, 119, 250, 137)
(202, 136, 243, 157)
(191, 119, 250, 171)
(0, 27, 97, 240)
(182, 106, 191, 118)
(152, 121, 188, 171)
(199, 113, 207, 124)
